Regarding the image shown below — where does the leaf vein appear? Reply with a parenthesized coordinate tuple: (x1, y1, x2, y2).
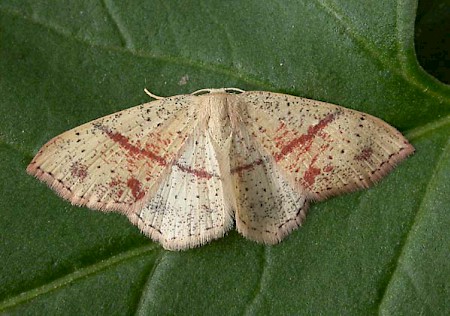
(133, 251, 166, 315)
(243, 246, 270, 315)
(377, 137, 450, 312)
(0, 7, 273, 91)
(406, 114, 450, 140)
(313, 0, 445, 100)
(101, 0, 135, 51)
(0, 244, 158, 312)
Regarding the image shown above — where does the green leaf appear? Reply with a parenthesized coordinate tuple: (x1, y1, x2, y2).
(1, 0, 449, 314)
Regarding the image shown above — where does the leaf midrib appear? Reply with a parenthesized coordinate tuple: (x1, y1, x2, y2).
(0, 244, 159, 312)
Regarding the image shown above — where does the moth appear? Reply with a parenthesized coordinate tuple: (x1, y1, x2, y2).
(27, 88, 414, 250)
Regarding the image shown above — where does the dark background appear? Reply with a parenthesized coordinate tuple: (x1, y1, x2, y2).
(415, 0, 450, 83)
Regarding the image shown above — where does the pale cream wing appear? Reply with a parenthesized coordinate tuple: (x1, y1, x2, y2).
(27, 94, 199, 214)
(240, 91, 414, 200)
(128, 128, 234, 250)
(230, 125, 308, 244)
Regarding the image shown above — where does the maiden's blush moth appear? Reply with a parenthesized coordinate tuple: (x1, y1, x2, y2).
(27, 88, 414, 250)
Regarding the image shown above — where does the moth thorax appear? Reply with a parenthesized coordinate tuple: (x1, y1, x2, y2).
(207, 94, 233, 149)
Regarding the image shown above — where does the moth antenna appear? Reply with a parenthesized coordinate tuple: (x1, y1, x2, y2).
(191, 88, 214, 95)
(225, 88, 246, 94)
(191, 87, 246, 95)
(144, 88, 165, 100)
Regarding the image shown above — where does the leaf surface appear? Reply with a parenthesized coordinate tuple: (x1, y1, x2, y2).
(0, 1, 449, 314)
